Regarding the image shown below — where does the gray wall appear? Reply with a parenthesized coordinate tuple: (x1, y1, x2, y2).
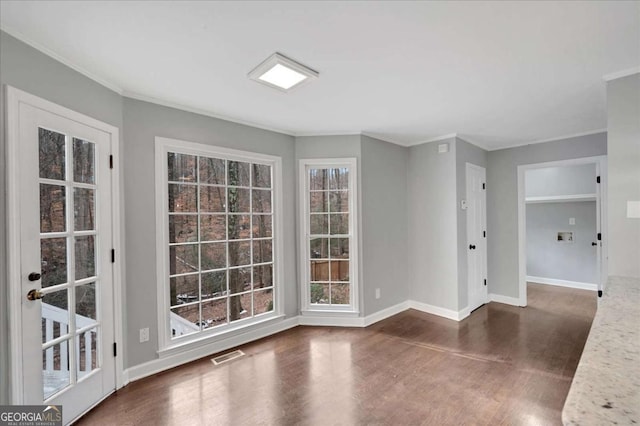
(407, 138, 459, 310)
(526, 202, 598, 283)
(294, 135, 364, 313)
(123, 98, 297, 367)
(486, 132, 607, 300)
(361, 135, 409, 315)
(455, 138, 488, 310)
(526, 164, 596, 198)
(0, 31, 124, 404)
(607, 74, 640, 278)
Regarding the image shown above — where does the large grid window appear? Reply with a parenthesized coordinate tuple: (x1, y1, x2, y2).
(300, 158, 358, 313)
(158, 139, 280, 344)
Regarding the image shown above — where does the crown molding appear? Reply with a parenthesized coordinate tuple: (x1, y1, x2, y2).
(488, 128, 607, 151)
(603, 67, 640, 82)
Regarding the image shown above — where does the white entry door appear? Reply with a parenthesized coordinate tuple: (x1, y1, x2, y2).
(466, 163, 487, 312)
(8, 88, 118, 424)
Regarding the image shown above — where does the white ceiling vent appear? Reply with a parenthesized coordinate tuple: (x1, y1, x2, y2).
(248, 52, 318, 92)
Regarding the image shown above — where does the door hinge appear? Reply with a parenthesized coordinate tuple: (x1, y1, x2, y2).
(111, 249, 115, 263)
(482, 183, 486, 190)
(113, 342, 117, 357)
(109, 155, 114, 169)
(484, 279, 487, 286)
(483, 231, 486, 238)
(598, 290, 603, 298)
(596, 176, 600, 184)
(597, 233, 602, 241)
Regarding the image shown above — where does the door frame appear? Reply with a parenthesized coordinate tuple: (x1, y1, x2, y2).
(516, 155, 608, 307)
(5, 85, 125, 403)
(466, 163, 488, 312)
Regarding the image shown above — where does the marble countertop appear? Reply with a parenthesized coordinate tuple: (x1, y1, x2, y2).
(563, 275, 640, 425)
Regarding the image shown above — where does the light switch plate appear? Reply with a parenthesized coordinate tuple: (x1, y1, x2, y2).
(569, 217, 575, 225)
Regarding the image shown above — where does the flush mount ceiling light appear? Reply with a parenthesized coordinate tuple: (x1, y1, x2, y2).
(248, 53, 318, 92)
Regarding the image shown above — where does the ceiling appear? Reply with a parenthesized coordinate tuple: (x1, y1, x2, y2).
(1, 1, 638, 150)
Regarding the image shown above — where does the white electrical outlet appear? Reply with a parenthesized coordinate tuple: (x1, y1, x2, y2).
(139, 328, 149, 343)
(375, 288, 381, 299)
(569, 217, 576, 225)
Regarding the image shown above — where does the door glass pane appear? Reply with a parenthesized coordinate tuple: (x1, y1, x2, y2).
(41, 291, 70, 344)
(74, 188, 95, 231)
(41, 238, 67, 288)
(75, 236, 96, 280)
(40, 184, 66, 233)
(39, 128, 66, 180)
(73, 138, 95, 184)
(75, 283, 97, 325)
(43, 339, 70, 400)
(77, 328, 98, 380)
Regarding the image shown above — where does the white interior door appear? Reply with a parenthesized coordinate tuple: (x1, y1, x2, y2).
(466, 163, 487, 312)
(11, 94, 116, 423)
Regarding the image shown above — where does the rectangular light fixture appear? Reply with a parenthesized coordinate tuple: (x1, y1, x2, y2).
(248, 53, 318, 92)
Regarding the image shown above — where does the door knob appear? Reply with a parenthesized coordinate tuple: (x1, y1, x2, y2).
(469, 244, 476, 250)
(27, 289, 43, 301)
(28, 272, 41, 281)
(591, 242, 597, 246)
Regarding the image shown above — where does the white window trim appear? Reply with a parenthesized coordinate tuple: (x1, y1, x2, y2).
(298, 158, 359, 314)
(155, 136, 284, 352)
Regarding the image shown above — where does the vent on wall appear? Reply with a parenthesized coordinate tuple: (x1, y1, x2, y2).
(211, 349, 245, 365)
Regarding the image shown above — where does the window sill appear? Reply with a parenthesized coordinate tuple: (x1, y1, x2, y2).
(157, 313, 285, 359)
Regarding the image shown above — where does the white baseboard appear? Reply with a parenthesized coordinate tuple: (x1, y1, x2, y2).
(124, 316, 299, 384)
(298, 315, 364, 327)
(526, 276, 597, 291)
(408, 300, 467, 321)
(489, 293, 522, 306)
(363, 301, 411, 326)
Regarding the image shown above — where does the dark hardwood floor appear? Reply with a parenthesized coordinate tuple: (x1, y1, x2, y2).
(78, 283, 596, 425)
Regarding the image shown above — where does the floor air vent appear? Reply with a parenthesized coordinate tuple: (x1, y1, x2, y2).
(211, 350, 245, 365)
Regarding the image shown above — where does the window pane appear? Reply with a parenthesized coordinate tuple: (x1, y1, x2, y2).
(201, 242, 226, 271)
(310, 237, 328, 259)
(229, 293, 251, 322)
(253, 239, 273, 264)
(200, 186, 226, 213)
(168, 153, 197, 183)
(310, 260, 329, 281)
(75, 283, 97, 324)
(252, 215, 272, 238)
(310, 283, 330, 304)
(228, 241, 251, 266)
(199, 157, 225, 185)
(329, 168, 349, 190)
(330, 238, 349, 259)
(169, 244, 199, 275)
(200, 215, 226, 241)
(202, 271, 226, 299)
(74, 188, 95, 231)
(169, 184, 197, 212)
(171, 305, 200, 338)
(329, 214, 349, 235)
(75, 236, 96, 280)
(330, 260, 349, 281)
(253, 264, 273, 288)
(331, 283, 350, 305)
(310, 192, 328, 213)
(309, 169, 328, 190)
(228, 215, 250, 239)
(77, 328, 98, 379)
(310, 214, 328, 235)
(73, 138, 95, 184)
(229, 267, 251, 294)
(228, 161, 250, 187)
(39, 128, 66, 180)
(252, 189, 271, 213)
(43, 340, 70, 399)
(41, 238, 67, 288)
(252, 164, 271, 188)
(40, 184, 66, 233)
(254, 289, 274, 315)
(170, 274, 199, 306)
(329, 191, 349, 212)
(169, 215, 198, 243)
(228, 188, 250, 213)
(201, 298, 227, 328)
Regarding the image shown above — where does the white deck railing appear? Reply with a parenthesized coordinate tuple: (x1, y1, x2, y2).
(171, 311, 200, 337)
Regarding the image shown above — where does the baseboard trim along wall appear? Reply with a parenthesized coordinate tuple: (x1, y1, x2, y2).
(527, 276, 598, 291)
(407, 300, 469, 321)
(488, 293, 522, 306)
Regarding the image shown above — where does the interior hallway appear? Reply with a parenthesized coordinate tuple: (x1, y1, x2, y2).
(78, 283, 597, 425)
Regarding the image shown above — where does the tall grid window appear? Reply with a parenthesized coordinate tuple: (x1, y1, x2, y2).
(300, 159, 358, 312)
(160, 142, 279, 342)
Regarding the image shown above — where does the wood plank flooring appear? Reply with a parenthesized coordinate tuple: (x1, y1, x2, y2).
(78, 284, 596, 425)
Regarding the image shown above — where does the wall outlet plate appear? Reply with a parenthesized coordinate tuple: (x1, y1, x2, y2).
(569, 217, 575, 225)
(139, 327, 149, 343)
